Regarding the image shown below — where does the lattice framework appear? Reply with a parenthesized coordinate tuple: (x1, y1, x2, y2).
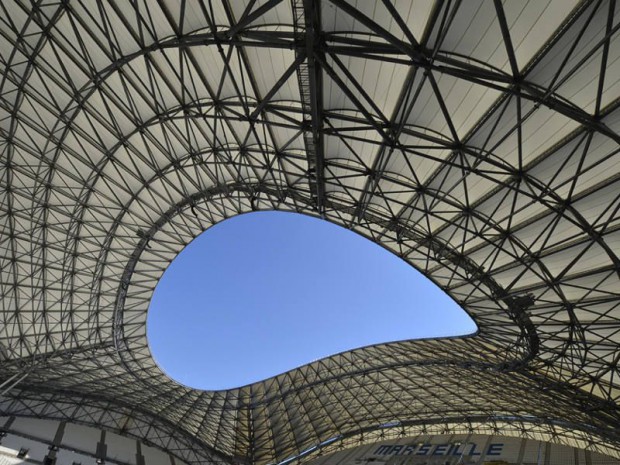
(0, 1, 619, 464)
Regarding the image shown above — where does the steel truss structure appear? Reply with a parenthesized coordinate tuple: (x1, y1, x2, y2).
(0, 0, 619, 464)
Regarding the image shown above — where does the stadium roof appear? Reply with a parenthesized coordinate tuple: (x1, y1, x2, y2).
(0, 1, 619, 464)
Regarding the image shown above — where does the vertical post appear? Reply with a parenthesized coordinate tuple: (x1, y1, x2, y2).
(136, 440, 146, 465)
(96, 430, 107, 464)
(516, 437, 526, 464)
(44, 422, 66, 465)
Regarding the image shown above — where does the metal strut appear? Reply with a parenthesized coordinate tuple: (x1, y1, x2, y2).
(294, 0, 326, 216)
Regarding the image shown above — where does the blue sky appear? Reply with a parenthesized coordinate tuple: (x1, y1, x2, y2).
(147, 211, 477, 390)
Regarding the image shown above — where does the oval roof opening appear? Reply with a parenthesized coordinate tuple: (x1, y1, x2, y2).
(147, 211, 477, 390)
